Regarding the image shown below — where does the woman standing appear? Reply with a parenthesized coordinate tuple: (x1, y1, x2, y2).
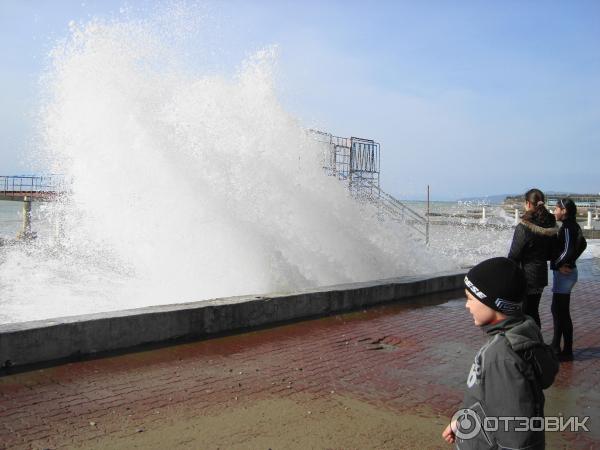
(508, 188, 558, 328)
(551, 198, 587, 361)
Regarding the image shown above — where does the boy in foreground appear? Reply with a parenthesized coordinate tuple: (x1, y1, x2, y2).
(443, 257, 557, 449)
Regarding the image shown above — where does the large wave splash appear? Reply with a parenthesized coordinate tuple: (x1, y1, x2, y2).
(0, 13, 453, 323)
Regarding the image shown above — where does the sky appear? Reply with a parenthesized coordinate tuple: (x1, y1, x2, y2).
(1, 0, 599, 200)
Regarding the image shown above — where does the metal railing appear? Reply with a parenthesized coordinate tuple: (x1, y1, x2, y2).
(311, 130, 381, 196)
(0, 175, 66, 200)
(364, 180, 429, 242)
(310, 129, 429, 243)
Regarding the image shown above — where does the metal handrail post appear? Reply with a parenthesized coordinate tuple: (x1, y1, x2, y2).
(426, 185, 430, 245)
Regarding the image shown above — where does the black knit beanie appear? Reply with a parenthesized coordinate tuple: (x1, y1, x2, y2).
(464, 257, 526, 315)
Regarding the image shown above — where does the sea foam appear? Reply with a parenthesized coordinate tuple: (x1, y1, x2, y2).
(0, 10, 453, 323)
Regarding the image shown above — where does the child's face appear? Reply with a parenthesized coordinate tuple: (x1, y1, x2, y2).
(465, 289, 496, 326)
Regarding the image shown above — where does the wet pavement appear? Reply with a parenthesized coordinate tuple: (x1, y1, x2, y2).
(578, 258, 600, 281)
(1, 281, 599, 449)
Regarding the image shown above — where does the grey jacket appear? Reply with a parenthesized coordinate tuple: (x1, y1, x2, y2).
(456, 316, 548, 450)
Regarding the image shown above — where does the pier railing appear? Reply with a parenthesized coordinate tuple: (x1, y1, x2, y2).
(0, 175, 65, 201)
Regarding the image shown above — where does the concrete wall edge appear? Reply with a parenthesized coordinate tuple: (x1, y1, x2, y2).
(0, 270, 467, 369)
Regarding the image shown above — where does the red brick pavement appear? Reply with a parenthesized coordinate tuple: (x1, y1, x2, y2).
(1, 282, 600, 449)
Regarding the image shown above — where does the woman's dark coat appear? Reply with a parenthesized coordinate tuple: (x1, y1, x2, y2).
(508, 210, 558, 290)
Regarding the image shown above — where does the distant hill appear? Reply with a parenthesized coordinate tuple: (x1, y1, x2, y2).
(457, 194, 513, 204)
(459, 191, 599, 205)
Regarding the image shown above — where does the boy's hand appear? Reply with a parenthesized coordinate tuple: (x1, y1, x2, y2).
(442, 421, 456, 444)
(559, 266, 573, 274)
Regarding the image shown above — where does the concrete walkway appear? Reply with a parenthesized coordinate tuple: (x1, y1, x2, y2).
(1, 283, 599, 449)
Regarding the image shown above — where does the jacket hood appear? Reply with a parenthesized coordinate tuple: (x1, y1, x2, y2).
(520, 218, 559, 237)
(522, 206, 557, 229)
(482, 316, 543, 352)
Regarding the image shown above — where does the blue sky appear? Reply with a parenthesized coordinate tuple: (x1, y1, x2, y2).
(1, 0, 599, 200)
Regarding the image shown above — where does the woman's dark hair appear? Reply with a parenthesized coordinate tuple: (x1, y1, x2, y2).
(557, 198, 577, 220)
(525, 188, 545, 206)
(522, 188, 550, 222)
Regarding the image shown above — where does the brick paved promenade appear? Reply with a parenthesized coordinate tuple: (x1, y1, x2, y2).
(1, 281, 599, 449)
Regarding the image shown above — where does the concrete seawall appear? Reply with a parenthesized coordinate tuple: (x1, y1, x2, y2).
(0, 270, 466, 369)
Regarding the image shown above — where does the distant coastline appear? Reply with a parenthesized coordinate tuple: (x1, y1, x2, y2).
(459, 192, 600, 206)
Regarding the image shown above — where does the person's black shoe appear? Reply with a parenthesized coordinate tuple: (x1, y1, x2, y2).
(558, 351, 574, 362)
